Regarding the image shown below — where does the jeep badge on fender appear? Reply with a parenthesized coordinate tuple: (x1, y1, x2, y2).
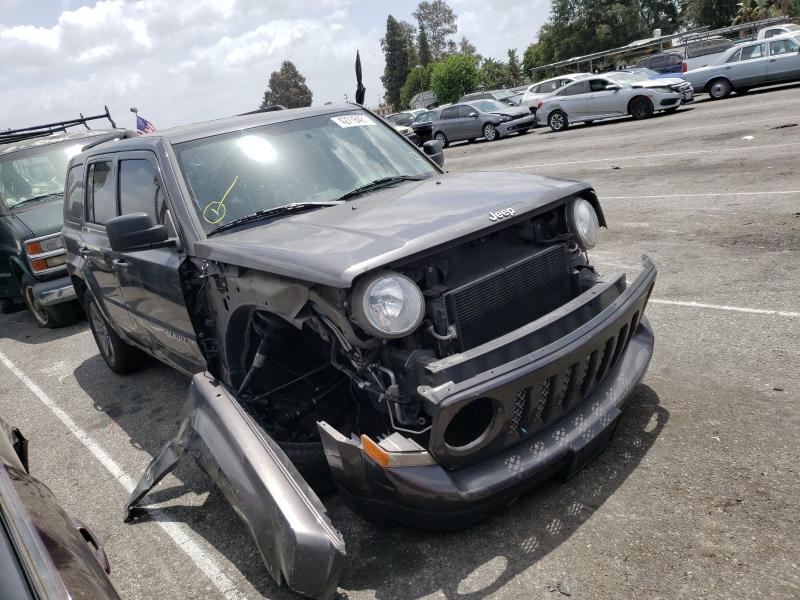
(489, 208, 516, 221)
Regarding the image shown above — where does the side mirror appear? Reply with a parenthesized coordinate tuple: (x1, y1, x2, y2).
(106, 213, 170, 253)
(422, 140, 444, 167)
(468, 111, 478, 118)
(606, 84, 621, 91)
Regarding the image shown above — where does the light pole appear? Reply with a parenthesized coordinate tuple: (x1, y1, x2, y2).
(130, 107, 138, 129)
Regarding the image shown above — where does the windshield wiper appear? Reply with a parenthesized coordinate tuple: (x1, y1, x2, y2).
(337, 175, 427, 202)
(10, 192, 63, 207)
(208, 202, 340, 235)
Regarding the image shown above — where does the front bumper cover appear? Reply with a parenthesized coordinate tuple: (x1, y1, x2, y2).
(32, 275, 76, 306)
(496, 114, 537, 135)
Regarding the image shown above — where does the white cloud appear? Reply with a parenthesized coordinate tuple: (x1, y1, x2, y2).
(0, 0, 548, 130)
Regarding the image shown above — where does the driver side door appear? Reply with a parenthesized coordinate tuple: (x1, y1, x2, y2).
(556, 81, 590, 119)
(586, 78, 625, 117)
(113, 152, 205, 375)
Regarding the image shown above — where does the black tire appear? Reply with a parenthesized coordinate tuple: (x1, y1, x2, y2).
(482, 122, 499, 141)
(548, 110, 568, 132)
(707, 78, 732, 100)
(85, 292, 146, 374)
(20, 275, 81, 329)
(629, 96, 654, 120)
(433, 131, 448, 148)
(517, 128, 530, 135)
(279, 440, 335, 495)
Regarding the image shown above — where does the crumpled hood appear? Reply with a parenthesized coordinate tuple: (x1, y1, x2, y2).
(193, 171, 593, 288)
(632, 77, 685, 88)
(11, 198, 64, 237)
(490, 105, 530, 118)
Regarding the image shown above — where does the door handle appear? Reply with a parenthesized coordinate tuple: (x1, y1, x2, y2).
(112, 258, 129, 271)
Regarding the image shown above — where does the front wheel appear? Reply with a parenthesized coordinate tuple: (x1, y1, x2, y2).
(708, 78, 732, 100)
(21, 276, 80, 329)
(548, 110, 568, 132)
(433, 131, 449, 148)
(482, 122, 499, 141)
(629, 97, 654, 120)
(85, 292, 146, 374)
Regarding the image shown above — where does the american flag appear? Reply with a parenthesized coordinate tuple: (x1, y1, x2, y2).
(136, 115, 156, 134)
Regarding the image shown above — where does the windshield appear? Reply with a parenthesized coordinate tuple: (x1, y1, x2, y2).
(470, 100, 507, 112)
(413, 111, 434, 123)
(174, 111, 438, 233)
(606, 71, 648, 84)
(630, 67, 660, 79)
(0, 141, 83, 208)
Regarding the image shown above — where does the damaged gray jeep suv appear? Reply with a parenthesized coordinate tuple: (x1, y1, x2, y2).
(62, 105, 656, 599)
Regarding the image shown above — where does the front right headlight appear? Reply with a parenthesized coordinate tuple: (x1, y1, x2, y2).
(567, 198, 600, 250)
(352, 272, 425, 338)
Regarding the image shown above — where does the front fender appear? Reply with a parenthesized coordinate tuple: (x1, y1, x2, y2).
(126, 374, 345, 600)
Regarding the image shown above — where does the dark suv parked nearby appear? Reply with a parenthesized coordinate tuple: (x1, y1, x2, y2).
(63, 105, 656, 600)
(0, 109, 120, 327)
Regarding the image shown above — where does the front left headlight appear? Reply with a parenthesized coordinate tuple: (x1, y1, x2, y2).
(567, 198, 600, 250)
(497, 114, 513, 122)
(352, 272, 425, 338)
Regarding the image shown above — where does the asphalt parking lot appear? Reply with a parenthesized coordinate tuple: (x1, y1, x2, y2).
(2, 84, 799, 600)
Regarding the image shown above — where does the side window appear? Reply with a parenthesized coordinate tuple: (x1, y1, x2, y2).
(726, 49, 742, 63)
(589, 79, 609, 92)
(741, 44, 765, 60)
(770, 38, 799, 55)
(764, 29, 781, 39)
(119, 159, 160, 222)
(650, 55, 668, 69)
(560, 81, 588, 96)
(668, 54, 683, 66)
(457, 105, 474, 117)
(64, 165, 84, 223)
(440, 107, 458, 119)
(87, 161, 115, 225)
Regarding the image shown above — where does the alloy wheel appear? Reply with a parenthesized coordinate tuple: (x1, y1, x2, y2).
(483, 124, 497, 141)
(89, 303, 115, 364)
(550, 113, 564, 131)
(23, 286, 49, 326)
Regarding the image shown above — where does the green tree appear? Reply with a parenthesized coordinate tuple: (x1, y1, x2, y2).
(381, 15, 412, 109)
(507, 49, 522, 86)
(479, 57, 509, 90)
(458, 35, 480, 61)
(400, 63, 434, 108)
(430, 54, 478, 104)
(522, 41, 547, 79)
(413, 0, 458, 61)
(418, 24, 432, 65)
(681, 0, 738, 28)
(260, 60, 312, 109)
(400, 20, 419, 67)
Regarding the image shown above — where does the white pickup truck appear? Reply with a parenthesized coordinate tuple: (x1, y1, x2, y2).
(757, 23, 800, 40)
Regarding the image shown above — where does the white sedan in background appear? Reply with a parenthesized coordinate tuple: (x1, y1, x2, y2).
(535, 71, 693, 132)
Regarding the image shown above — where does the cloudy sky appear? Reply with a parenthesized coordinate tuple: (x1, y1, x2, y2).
(0, 0, 549, 131)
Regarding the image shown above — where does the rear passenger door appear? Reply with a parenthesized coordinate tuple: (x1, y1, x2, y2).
(113, 152, 205, 374)
(80, 158, 138, 335)
(730, 43, 768, 86)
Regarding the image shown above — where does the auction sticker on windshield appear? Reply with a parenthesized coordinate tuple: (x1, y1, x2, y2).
(331, 115, 376, 127)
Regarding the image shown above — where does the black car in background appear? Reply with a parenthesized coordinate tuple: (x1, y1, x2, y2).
(410, 109, 437, 145)
(0, 110, 121, 327)
(62, 104, 655, 600)
(0, 415, 119, 599)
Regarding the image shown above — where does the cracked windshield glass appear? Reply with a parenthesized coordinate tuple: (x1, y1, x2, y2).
(0, 142, 83, 208)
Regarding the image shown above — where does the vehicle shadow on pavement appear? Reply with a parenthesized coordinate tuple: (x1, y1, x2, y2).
(340, 384, 667, 600)
(0, 311, 86, 345)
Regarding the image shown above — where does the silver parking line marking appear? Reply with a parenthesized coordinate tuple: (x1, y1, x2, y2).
(0, 350, 248, 600)
(603, 190, 800, 200)
(501, 141, 800, 169)
(649, 299, 800, 318)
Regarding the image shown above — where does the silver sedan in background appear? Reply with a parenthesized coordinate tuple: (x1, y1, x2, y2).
(682, 32, 800, 99)
(535, 71, 692, 132)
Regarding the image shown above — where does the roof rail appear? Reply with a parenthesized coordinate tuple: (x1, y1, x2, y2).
(80, 129, 139, 152)
(0, 106, 118, 145)
(238, 105, 287, 116)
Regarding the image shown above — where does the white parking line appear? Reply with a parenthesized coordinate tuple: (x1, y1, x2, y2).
(603, 190, 800, 200)
(0, 350, 247, 600)
(649, 299, 800, 318)
(499, 141, 800, 169)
